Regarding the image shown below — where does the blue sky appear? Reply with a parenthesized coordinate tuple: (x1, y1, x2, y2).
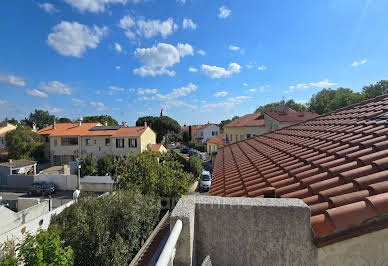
(1, 0, 388, 125)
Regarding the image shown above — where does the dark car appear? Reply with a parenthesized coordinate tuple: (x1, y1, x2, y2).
(28, 182, 56, 196)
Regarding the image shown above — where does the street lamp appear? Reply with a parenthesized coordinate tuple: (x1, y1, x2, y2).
(76, 158, 81, 190)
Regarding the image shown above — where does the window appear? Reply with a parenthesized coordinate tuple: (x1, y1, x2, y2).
(86, 138, 91, 146)
(230, 135, 233, 142)
(94, 139, 97, 144)
(246, 134, 251, 139)
(212, 131, 215, 136)
(129, 138, 137, 148)
(45, 137, 49, 142)
(116, 139, 124, 148)
(61, 137, 78, 146)
(54, 139, 58, 146)
(236, 135, 239, 141)
(105, 138, 111, 146)
(1, 139, 3, 145)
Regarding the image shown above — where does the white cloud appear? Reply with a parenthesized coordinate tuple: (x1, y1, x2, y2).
(202, 96, 252, 111)
(72, 98, 85, 105)
(162, 100, 197, 110)
(39, 3, 59, 14)
(0, 100, 7, 105)
(218, 6, 231, 19)
(138, 88, 157, 95)
(115, 66, 121, 70)
(249, 88, 257, 92)
(310, 78, 337, 88)
(26, 89, 48, 98)
(48, 21, 107, 57)
(189, 67, 198, 72)
(64, 0, 128, 13)
(177, 0, 186, 4)
(109, 86, 125, 92)
(295, 99, 308, 104)
(214, 91, 228, 97)
(201, 63, 241, 78)
(183, 18, 196, 30)
(90, 101, 106, 111)
(120, 15, 178, 40)
(154, 83, 197, 100)
(0, 74, 26, 87)
(242, 82, 248, 86)
(352, 58, 367, 67)
(44, 105, 63, 113)
(246, 62, 256, 69)
(258, 65, 267, 71)
(40, 81, 72, 95)
(133, 66, 176, 77)
(114, 42, 122, 53)
(116, 98, 123, 102)
(134, 43, 193, 77)
(197, 49, 206, 56)
(229, 45, 240, 51)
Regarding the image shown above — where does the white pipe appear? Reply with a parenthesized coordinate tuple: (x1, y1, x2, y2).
(156, 219, 183, 266)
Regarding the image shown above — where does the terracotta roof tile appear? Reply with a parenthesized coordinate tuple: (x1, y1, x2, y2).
(207, 134, 224, 144)
(265, 111, 319, 122)
(210, 94, 388, 244)
(224, 113, 264, 127)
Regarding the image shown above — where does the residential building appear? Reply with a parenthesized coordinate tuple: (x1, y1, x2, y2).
(0, 160, 37, 188)
(0, 122, 17, 151)
(223, 113, 265, 143)
(195, 124, 220, 144)
(149, 143, 167, 153)
(206, 133, 224, 155)
(223, 108, 318, 144)
(181, 123, 220, 144)
(194, 94, 388, 265)
(37, 122, 157, 165)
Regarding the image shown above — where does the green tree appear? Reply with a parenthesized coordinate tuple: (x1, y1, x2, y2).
(21, 109, 55, 129)
(113, 151, 193, 198)
(18, 229, 73, 266)
(96, 154, 113, 176)
(83, 115, 118, 126)
(308, 88, 363, 115)
(0, 239, 18, 265)
(362, 80, 388, 99)
(80, 154, 95, 176)
(136, 116, 180, 143)
(51, 191, 160, 266)
(57, 117, 72, 123)
(3, 117, 18, 125)
(255, 99, 305, 113)
(5, 126, 43, 160)
(187, 156, 203, 180)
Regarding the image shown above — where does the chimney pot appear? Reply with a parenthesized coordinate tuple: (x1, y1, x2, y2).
(32, 124, 37, 132)
(9, 159, 12, 163)
(144, 122, 148, 128)
(104, 121, 108, 126)
(53, 121, 56, 129)
(122, 121, 127, 127)
(78, 120, 82, 127)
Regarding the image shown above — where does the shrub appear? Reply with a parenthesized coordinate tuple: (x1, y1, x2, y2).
(96, 154, 113, 176)
(51, 190, 160, 266)
(187, 156, 203, 181)
(80, 154, 94, 177)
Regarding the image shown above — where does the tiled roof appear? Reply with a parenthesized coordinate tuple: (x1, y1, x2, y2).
(210, 94, 388, 245)
(224, 113, 265, 127)
(37, 123, 147, 137)
(265, 111, 319, 122)
(207, 134, 224, 145)
(150, 143, 162, 151)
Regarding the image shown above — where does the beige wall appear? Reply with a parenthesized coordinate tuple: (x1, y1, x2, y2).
(318, 228, 388, 266)
(224, 126, 267, 143)
(81, 135, 112, 159)
(0, 123, 16, 151)
(141, 127, 157, 152)
(264, 114, 280, 131)
(207, 143, 219, 154)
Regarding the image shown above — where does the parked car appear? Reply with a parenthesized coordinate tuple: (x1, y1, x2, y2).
(200, 171, 212, 191)
(28, 182, 56, 196)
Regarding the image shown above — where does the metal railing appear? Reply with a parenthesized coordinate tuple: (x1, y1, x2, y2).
(156, 219, 183, 266)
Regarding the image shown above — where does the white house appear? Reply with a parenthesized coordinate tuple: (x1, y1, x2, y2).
(195, 124, 220, 145)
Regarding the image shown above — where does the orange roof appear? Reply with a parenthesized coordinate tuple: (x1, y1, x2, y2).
(224, 113, 265, 127)
(265, 111, 319, 122)
(112, 126, 147, 137)
(38, 123, 100, 136)
(210, 94, 388, 246)
(38, 123, 148, 137)
(150, 143, 162, 151)
(207, 134, 224, 145)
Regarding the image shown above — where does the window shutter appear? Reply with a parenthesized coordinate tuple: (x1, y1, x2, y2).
(135, 138, 137, 147)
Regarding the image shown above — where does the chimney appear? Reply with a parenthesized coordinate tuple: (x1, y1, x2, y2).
(144, 122, 148, 128)
(122, 121, 127, 127)
(78, 117, 83, 127)
(32, 124, 37, 132)
(104, 121, 108, 126)
(8, 159, 12, 163)
(52, 121, 56, 129)
(262, 187, 277, 198)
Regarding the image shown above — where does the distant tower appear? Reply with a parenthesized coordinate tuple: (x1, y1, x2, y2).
(160, 108, 164, 117)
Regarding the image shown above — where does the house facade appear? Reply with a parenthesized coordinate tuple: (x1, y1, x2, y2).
(206, 134, 224, 155)
(38, 122, 157, 165)
(195, 124, 220, 145)
(0, 122, 17, 151)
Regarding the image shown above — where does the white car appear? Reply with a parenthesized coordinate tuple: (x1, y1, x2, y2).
(200, 171, 211, 192)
